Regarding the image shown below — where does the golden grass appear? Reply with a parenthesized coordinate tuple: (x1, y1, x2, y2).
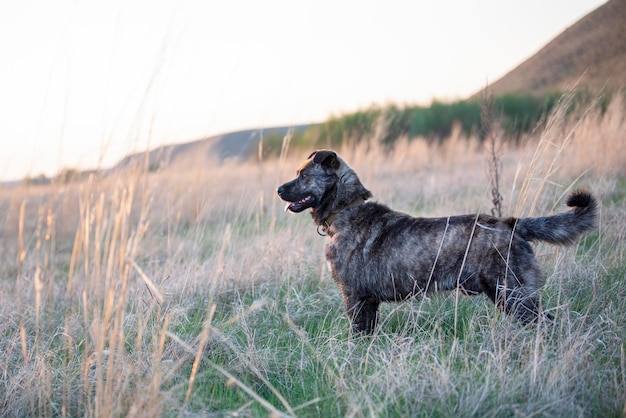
(0, 93, 624, 416)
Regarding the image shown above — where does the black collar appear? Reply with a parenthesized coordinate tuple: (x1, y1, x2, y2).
(317, 197, 366, 236)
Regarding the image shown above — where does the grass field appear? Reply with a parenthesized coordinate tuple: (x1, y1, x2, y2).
(1, 94, 625, 417)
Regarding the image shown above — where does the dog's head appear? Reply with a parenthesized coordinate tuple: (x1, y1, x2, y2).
(277, 150, 371, 215)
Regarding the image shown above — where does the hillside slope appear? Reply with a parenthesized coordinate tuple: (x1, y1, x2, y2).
(481, 0, 626, 96)
(114, 125, 310, 172)
(69, 1, 626, 180)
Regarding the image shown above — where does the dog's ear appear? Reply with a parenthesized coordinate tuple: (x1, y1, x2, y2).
(311, 150, 340, 172)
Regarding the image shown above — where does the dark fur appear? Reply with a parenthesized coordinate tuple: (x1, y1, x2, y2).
(277, 150, 598, 334)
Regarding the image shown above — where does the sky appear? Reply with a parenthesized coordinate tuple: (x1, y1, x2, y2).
(0, 0, 606, 181)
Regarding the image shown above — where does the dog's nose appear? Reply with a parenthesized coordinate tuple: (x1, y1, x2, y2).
(277, 185, 285, 196)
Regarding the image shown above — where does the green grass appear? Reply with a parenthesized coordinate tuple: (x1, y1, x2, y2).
(152, 253, 626, 417)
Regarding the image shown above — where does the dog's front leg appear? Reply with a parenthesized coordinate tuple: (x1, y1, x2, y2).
(345, 296, 380, 335)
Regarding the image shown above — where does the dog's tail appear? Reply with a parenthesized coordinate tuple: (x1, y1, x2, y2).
(515, 190, 598, 245)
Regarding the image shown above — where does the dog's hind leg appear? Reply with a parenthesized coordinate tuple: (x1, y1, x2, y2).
(483, 275, 550, 324)
(346, 296, 380, 334)
(480, 242, 552, 324)
(502, 287, 542, 324)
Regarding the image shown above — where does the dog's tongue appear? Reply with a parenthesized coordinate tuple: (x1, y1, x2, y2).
(284, 202, 294, 212)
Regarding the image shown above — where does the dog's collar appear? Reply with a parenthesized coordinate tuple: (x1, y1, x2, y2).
(317, 197, 366, 236)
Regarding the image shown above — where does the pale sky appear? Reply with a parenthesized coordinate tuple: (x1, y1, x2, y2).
(0, 0, 606, 181)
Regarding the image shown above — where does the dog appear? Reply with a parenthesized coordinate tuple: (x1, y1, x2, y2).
(277, 150, 598, 334)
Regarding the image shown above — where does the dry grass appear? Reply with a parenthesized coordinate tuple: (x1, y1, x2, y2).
(0, 94, 624, 417)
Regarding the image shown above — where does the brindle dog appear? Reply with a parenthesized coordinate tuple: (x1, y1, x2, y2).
(277, 150, 598, 334)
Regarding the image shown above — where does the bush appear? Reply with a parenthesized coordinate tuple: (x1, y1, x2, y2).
(285, 91, 591, 153)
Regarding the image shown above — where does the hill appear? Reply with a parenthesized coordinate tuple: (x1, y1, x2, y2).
(479, 0, 626, 96)
(135, 1, 624, 172)
(114, 125, 311, 172)
(12, 2, 623, 186)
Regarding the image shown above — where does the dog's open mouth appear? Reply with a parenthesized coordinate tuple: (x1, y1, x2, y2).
(284, 195, 313, 213)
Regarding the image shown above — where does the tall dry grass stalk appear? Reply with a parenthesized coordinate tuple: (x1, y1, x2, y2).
(0, 92, 624, 416)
